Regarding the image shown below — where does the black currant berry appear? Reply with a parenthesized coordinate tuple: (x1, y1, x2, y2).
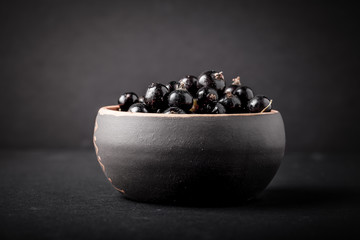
(163, 107, 186, 114)
(168, 83, 194, 111)
(234, 86, 254, 111)
(128, 103, 149, 113)
(234, 86, 254, 103)
(118, 92, 139, 111)
(209, 103, 226, 114)
(233, 82, 254, 112)
(144, 83, 169, 112)
(197, 70, 226, 95)
(219, 92, 241, 113)
(166, 81, 179, 93)
(179, 75, 198, 96)
(248, 96, 272, 113)
(224, 76, 242, 94)
(196, 87, 219, 112)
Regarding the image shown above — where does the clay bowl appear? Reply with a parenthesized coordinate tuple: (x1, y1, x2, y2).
(93, 105, 285, 205)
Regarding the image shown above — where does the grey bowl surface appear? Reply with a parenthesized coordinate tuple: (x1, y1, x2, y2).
(93, 105, 285, 204)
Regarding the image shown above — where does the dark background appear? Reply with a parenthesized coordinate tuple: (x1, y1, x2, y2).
(1, 0, 359, 152)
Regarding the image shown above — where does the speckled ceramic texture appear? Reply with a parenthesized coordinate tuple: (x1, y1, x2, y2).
(93, 105, 286, 204)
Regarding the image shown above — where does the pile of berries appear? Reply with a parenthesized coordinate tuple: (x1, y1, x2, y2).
(118, 70, 273, 114)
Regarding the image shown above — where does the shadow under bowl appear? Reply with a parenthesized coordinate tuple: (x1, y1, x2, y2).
(93, 105, 285, 204)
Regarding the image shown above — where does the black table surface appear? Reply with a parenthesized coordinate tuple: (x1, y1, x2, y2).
(1, 150, 359, 240)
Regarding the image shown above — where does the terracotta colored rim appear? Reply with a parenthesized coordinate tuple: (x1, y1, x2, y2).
(98, 105, 279, 118)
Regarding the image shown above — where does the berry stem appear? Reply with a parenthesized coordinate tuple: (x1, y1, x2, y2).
(260, 99, 273, 113)
(209, 93, 217, 101)
(214, 71, 224, 80)
(179, 82, 186, 89)
(232, 76, 241, 86)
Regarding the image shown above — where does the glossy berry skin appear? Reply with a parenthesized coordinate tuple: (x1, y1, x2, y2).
(234, 86, 254, 111)
(163, 107, 186, 114)
(219, 93, 241, 113)
(128, 103, 149, 113)
(224, 85, 239, 94)
(196, 87, 219, 112)
(138, 96, 145, 103)
(118, 92, 139, 111)
(197, 70, 226, 95)
(248, 95, 272, 113)
(168, 89, 193, 111)
(144, 83, 169, 112)
(179, 75, 198, 96)
(166, 81, 179, 93)
(209, 103, 226, 114)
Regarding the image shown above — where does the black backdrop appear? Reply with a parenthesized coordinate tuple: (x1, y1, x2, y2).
(1, 0, 359, 152)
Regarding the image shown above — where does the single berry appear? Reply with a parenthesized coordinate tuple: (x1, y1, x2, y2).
(224, 76, 242, 94)
(179, 75, 198, 96)
(233, 81, 254, 112)
(163, 107, 186, 114)
(219, 92, 241, 113)
(118, 92, 139, 111)
(248, 95, 272, 113)
(144, 83, 169, 112)
(234, 86, 254, 103)
(196, 87, 219, 113)
(166, 81, 179, 93)
(128, 103, 149, 113)
(197, 70, 226, 96)
(234, 86, 254, 112)
(209, 103, 226, 114)
(168, 83, 194, 111)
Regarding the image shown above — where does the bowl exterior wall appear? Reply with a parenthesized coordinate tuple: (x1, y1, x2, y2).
(93, 110, 285, 203)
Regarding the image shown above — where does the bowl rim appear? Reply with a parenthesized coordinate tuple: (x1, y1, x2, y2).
(98, 105, 280, 118)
